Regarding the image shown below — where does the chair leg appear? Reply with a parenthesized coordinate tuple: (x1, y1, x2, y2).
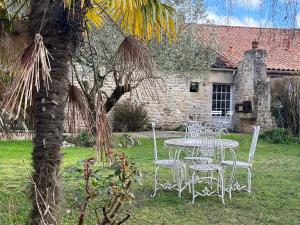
(183, 165, 191, 193)
(151, 166, 160, 197)
(247, 167, 252, 196)
(217, 172, 220, 194)
(209, 171, 214, 182)
(191, 171, 196, 204)
(219, 170, 225, 204)
(172, 167, 177, 182)
(228, 166, 234, 200)
(185, 165, 191, 193)
(177, 167, 182, 197)
(229, 182, 232, 200)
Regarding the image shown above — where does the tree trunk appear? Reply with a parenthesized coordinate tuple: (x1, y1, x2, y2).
(28, 0, 72, 224)
(105, 85, 129, 113)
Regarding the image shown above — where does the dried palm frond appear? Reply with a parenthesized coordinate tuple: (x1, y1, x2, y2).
(66, 84, 93, 134)
(116, 35, 153, 79)
(0, 114, 6, 133)
(1, 33, 52, 119)
(114, 35, 164, 99)
(95, 94, 113, 162)
(0, 20, 30, 71)
(0, 78, 5, 95)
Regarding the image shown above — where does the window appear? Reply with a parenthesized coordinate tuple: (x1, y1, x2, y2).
(212, 84, 231, 116)
(190, 82, 199, 92)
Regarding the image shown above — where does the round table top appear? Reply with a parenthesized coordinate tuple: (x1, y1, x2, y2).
(164, 138, 239, 149)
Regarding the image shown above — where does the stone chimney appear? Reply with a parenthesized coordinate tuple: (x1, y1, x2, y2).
(234, 42, 275, 132)
(252, 39, 259, 49)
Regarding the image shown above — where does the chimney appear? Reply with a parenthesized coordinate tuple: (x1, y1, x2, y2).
(234, 40, 275, 132)
(228, 46, 235, 53)
(252, 39, 259, 49)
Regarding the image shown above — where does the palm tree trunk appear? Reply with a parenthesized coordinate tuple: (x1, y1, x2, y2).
(28, 0, 73, 224)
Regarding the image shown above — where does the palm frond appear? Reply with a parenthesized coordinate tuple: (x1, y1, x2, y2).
(94, 0, 176, 41)
(0, 21, 30, 71)
(64, 0, 176, 41)
(116, 35, 153, 77)
(1, 33, 52, 119)
(66, 84, 93, 134)
(95, 94, 113, 162)
(100, 0, 176, 40)
(114, 35, 164, 99)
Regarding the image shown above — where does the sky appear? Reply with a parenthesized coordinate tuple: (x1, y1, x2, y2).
(202, 0, 300, 28)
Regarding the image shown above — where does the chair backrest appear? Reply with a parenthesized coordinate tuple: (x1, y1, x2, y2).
(221, 111, 234, 124)
(248, 126, 260, 163)
(211, 110, 222, 123)
(212, 110, 222, 116)
(226, 110, 234, 119)
(187, 123, 221, 139)
(192, 139, 222, 165)
(186, 122, 204, 138)
(151, 122, 158, 161)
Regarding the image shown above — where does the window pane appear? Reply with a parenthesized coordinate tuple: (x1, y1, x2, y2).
(212, 102, 216, 109)
(226, 85, 230, 92)
(213, 93, 216, 100)
(221, 101, 225, 108)
(226, 101, 230, 108)
(226, 92, 230, 100)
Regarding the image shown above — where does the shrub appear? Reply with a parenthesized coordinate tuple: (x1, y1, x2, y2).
(271, 78, 300, 139)
(65, 131, 95, 147)
(113, 134, 141, 148)
(112, 101, 148, 132)
(260, 128, 296, 144)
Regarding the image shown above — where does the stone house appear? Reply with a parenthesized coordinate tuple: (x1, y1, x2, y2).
(124, 25, 300, 132)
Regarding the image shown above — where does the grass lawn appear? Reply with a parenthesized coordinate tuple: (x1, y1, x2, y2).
(0, 134, 299, 225)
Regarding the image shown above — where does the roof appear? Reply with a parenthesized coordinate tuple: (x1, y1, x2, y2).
(200, 25, 300, 71)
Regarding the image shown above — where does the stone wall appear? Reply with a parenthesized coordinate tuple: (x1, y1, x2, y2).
(101, 70, 235, 130)
(102, 73, 210, 130)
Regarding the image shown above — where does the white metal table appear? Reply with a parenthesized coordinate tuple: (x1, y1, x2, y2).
(164, 138, 239, 150)
(164, 138, 239, 198)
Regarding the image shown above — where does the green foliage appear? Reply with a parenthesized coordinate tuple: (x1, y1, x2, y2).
(65, 131, 95, 147)
(66, 153, 141, 224)
(112, 101, 149, 132)
(150, 29, 216, 76)
(260, 128, 297, 144)
(271, 78, 300, 139)
(113, 134, 141, 148)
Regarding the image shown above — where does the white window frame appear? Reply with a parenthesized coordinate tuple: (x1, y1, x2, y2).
(212, 83, 232, 116)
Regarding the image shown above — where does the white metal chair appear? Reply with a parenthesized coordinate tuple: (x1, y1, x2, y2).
(188, 139, 225, 204)
(211, 110, 222, 125)
(176, 109, 190, 135)
(222, 126, 260, 195)
(186, 122, 226, 139)
(215, 111, 234, 128)
(151, 122, 187, 197)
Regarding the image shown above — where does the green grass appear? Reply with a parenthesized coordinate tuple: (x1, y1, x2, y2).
(0, 134, 299, 225)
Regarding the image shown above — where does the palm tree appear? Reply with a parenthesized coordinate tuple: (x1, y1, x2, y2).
(27, 1, 74, 224)
(1, 0, 175, 224)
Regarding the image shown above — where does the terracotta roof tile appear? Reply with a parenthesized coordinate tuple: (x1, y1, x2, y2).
(199, 25, 300, 71)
